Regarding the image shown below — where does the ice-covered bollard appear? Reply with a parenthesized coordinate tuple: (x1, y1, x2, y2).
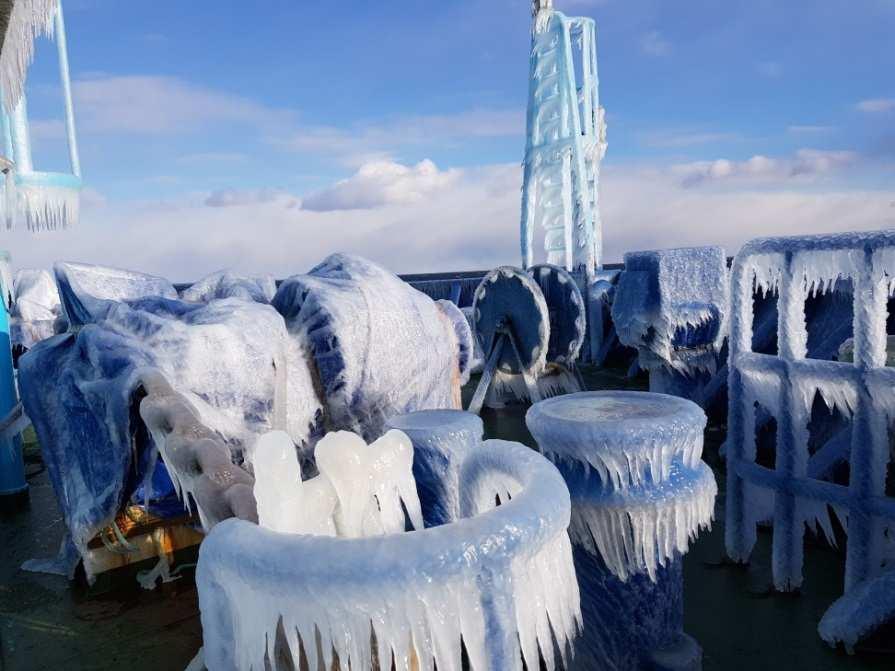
(386, 409, 483, 527)
(527, 390, 717, 671)
(197, 438, 581, 671)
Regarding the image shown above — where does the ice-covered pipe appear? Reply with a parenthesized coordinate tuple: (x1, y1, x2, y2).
(197, 438, 580, 671)
(527, 390, 716, 670)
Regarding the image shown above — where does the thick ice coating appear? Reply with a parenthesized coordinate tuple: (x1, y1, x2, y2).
(526, 391, 707, 489)
(273, 253, 464, 440)
(527, 391, 717, 582)
(10, 268, 63, 348)
(612, 246, 728, 375)
(725, 230, 895, 598)
(179, 270, 276, 305)
(197, 439, 581, 671)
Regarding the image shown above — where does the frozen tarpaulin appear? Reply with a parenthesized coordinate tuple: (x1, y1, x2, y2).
(10, 267, 62, 348)
(273, 253, 466, 441)
(19, 264, 322, 577)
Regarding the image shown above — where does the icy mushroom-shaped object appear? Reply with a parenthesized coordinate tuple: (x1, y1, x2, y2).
(197, 439, 581, 671)
(527, 391, 716, 671)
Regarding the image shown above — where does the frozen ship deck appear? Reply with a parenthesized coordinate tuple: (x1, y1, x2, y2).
(0, 365, 891, 671)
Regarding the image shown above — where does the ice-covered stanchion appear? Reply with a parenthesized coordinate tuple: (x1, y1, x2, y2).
(386, 409, 483, 527)
(527, 390, 716, 670)
(612, 247, 728, 407)
(198, 437, 580, 671)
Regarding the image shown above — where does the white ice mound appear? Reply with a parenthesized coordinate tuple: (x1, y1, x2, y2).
(198, 439, 581, 671)
(10, 268, 63, 347)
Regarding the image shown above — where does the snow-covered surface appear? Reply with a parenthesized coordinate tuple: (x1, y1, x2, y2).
(521, 6, 604, 274)
(179, 270, 276, 305)
(818, 569, 895, 652)
(10, 267, 62, 348)
(527, 391, 706, 489)
(386, 409, 483, 527)
(273, 253, 462, 440)
(726, 230, 895, 596)
(527, 391, 716, 582)
(198, 438, 580, 671)
(612, 246, 728, 374)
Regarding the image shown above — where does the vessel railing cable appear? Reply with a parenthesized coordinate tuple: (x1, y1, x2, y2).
(725, 230, 895, 594)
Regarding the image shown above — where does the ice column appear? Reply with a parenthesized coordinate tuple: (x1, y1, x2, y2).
(527, 390, 716, 670)
(386, 409, 483, 527)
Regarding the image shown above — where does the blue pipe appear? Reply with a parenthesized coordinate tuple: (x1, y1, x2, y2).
(0, 258, 26, 497)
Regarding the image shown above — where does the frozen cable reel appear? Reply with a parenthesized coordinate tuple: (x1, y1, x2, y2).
(528, 263, 588, 392)
(467, 266, 551, 414)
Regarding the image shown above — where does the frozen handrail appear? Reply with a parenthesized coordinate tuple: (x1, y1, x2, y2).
(197, 438, 581, 671)
(726, 230, 895, 598)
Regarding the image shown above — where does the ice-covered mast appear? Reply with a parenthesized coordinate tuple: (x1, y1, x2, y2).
(0, 0, 81, 231)
(521, 0, 606, 280)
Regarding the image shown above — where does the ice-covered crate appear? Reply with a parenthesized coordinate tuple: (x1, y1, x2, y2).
(612, 246, 728, 371)
(724, 231, 895, 645)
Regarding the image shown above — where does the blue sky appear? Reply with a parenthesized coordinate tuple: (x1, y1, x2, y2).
(9, 0, 895, 280)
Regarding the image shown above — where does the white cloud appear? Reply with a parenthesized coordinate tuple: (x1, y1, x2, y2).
(640, 30, 671, 57)
(672, 149, 858, 187)
(276, 108, 523, 166)
(857, 98, 895, 113)
(70, 75, 290, 134)
(7, 157, 892, 283)
(205, 187, 298, 209)
(301, 159, 460, 212)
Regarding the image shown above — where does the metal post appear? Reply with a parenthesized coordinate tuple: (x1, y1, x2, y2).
(10, 96, 32, 174)
(55, 1, 81, 178)
(0, 254, 26, 500)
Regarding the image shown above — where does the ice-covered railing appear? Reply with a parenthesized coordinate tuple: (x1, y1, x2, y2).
(724, 231, 895, 645)
(197, 438, 580, 671)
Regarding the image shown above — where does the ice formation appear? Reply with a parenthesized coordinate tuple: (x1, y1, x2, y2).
(725, 231, 895, 605)
(10, 267, 63, 348)
(527, 391, 716, 581)
(19, 279, 320, 564)
(198, 438, 581, 671)
(253, 429, 422, 538)
(0, 0, 59, 113)
(386, 409, 484, 526)
(273, 253, 463, 439)
(54, 261, 178, 326)
(521, 0, 606, 275)
(818, 569, 895, 652)
(179, 270, 276, 305)
(612, 246, 728, 376)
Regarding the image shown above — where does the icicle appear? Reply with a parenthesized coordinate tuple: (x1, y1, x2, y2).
(17, 178, 79, 231)
(0, 0, 58, 113)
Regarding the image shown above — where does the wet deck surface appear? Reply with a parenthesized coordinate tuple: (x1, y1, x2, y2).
(0, 365, 890, 670)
